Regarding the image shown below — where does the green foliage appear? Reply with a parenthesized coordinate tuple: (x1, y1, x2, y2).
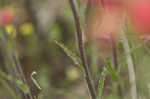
(0, 69, 30, 95)
(97, 67, 108, 99)
(0, 0, 150, 98)
(54, 40, 84, 71)
(16, 79, 30, 94)
(105, 58, 120, 82)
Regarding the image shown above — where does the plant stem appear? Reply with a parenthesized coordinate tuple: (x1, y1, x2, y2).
(13, 53, 33, 99)
(111, 38, 123, 98)
(97, 67, 107, 99)
(68, 0, 96, 99)
(121, 29, 138, 99)
(0, 29, 33, 99)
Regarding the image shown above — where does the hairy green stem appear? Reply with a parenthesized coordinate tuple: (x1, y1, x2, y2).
(68, 0, 96, 99)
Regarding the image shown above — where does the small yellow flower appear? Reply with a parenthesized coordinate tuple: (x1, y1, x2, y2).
(20, 23, 34, 36)
(5, 24, 17, 37)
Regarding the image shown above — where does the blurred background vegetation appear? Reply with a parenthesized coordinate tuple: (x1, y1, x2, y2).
(0, 0, 150, 99)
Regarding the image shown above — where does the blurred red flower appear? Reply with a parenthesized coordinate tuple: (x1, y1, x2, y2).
(87, 0, 125, 54)
(127, 0, 150, 37)
(0, 8, 16, 26)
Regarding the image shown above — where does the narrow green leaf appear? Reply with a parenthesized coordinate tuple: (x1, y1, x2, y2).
(54, 40, 83, 71)
(0, 69, 29, 94)
(0, 69, 30, 95)
(97, 67, 107, 99)
(16, 79, 30, 94)
(106, 58, 120, 81)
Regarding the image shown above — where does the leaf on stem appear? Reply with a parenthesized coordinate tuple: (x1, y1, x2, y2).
(97, 66, 108, 99)
(54, 40, 84, 71)
(105, 58, 120, 81)
(16, 79, 30, 94)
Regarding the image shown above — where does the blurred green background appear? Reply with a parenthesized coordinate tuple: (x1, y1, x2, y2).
(0, 0, 150, 99)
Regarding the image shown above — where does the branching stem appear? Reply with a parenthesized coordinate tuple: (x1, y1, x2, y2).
(68, 0, 96, 99)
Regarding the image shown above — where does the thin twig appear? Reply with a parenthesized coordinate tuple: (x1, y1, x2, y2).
(13, 53, 33, 99)
(121, 29, 138, 99)
(68, 0, 96, 99)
